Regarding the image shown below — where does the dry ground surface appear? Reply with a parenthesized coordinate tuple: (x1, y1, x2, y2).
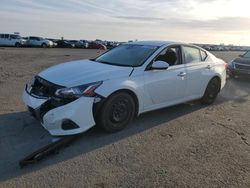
(0, 48, 249, 188)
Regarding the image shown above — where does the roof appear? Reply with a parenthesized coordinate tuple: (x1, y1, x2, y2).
(126, 40, 176, 47)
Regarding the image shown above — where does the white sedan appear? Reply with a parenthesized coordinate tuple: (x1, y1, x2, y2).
(23, 41, 227, 136)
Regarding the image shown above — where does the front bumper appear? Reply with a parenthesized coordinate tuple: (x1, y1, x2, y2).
(23, 89, 95, 136)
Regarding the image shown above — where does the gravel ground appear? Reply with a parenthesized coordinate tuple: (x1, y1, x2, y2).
(0, 48, 249, 188)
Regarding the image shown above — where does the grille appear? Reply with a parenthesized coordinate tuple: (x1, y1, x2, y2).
(30, 76, 64, 97)
(235, 63, 250, 71)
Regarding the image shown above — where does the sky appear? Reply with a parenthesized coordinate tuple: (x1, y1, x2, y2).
(1, 0, 250, 45)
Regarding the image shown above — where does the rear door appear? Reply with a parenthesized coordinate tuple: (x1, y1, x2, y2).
(183, 46, 212, 98)
(143, 45, 187, 110)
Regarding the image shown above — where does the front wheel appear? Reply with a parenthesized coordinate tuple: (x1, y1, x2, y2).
(96, 92, 135, 133)
(201, 78, 221, 104)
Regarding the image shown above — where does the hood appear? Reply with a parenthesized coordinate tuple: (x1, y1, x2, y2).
(38, 59, 133, 87)
(233, 57, 250, 65)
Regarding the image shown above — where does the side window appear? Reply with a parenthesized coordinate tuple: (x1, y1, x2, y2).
(183, 46, 201, 64)
(200, 50, 207, 61)
(4, 34, 9, 39)
(30, 37, 35, 40)
(10, 35, 17, 39)
(155, 46, 182, 66)
(0, 34, 3, 38)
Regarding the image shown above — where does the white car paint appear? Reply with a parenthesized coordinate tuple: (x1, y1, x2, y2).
(23, 41, 227, 136)
(38, 60, 133, 87)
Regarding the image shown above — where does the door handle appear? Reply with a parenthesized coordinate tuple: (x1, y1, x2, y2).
(178, 72, 186, 77)
(206, 65, 211, 69)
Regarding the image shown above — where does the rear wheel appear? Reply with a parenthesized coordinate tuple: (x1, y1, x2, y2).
(41, 43, 47, 48)
(96, 92, 135, 132)
(201, 78, 221, 104)
(15, 42, 21, 47)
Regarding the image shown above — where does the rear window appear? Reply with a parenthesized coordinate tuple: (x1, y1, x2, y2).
(183, 46, 201, 64)
(200, 50, 208, 61)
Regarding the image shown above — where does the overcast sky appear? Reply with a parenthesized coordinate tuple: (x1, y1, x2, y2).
(1, 0, 250, 45)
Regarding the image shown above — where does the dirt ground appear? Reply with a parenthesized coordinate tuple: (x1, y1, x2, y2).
(0, 48, 249, 188)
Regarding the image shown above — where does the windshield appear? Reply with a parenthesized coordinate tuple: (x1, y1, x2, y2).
(95, 44, 158, 67)
(243, 51, 250, 58)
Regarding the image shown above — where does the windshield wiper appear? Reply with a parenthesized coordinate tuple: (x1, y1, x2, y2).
(94, 60, 133, 67)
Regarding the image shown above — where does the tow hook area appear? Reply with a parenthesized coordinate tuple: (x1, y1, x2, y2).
(19, 135, 79, 168)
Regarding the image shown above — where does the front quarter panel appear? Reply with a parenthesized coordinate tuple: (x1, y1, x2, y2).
(95, 73, 144, 114)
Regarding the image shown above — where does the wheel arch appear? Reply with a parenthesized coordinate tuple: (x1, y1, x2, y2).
(41, 43, 47, 47)
(93, 88, 140, 120)
(203, 75, 222, 96)
(15, 42, 20, 47)
(210, 75, 221, 91)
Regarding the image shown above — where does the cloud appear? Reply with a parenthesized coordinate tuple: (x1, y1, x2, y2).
(1, 0, 250, 45)
(114, 16, 165, 21)
(164, 17, 250, 31)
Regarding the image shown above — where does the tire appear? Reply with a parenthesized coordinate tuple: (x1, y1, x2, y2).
(96, 92, 135, 133)
(41, 43, 47, 48)
(15, 43, 21, 47)
(201, 78, 221, 105)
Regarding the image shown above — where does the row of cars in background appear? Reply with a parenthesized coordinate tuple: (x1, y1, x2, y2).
(0, 33, 120, 49)
(195, 43, 250, 51)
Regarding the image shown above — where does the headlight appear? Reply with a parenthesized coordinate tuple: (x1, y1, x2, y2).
(55, 81, 103, 99)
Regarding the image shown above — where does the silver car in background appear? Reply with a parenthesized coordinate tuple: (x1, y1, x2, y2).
(26, 36, 54, 48)
(0, 33, 26, 47)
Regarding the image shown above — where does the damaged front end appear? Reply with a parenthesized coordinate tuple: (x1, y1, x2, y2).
(23, 76, 97, 136)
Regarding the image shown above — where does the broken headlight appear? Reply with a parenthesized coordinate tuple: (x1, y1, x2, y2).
(55, 81, 103, 99)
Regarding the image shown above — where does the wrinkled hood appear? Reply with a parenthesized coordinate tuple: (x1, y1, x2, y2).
(38, 59, 133, 87)
(233, 57, 250, 65)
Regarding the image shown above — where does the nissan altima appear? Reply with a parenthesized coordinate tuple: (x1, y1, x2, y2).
(23, 41, 227, 136)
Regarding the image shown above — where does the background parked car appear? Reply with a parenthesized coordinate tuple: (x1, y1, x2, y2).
(227, 51, 250, 78)
(56, 40, 74, 48)
(26, 36, 53, 48)
(75, 40, 89, 48)
(46, 38, 59, 47)
(0, 33, 26, 47)
(106, 41, 119, 49)
(88, 41, 107, 50)
(68, 40, 78, 48)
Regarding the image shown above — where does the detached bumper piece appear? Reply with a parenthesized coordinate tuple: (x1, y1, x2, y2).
(19, 135, 78, 168)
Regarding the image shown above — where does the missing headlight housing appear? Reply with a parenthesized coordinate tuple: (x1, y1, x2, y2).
(55, 81, 103, 99)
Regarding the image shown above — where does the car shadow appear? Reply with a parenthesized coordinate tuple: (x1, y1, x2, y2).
(0, 100, 204, 182)
(0, 78, 249, 182)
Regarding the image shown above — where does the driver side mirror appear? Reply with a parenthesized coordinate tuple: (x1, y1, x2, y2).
(151, 60, 169, 70)
(239, 54, 243, 57)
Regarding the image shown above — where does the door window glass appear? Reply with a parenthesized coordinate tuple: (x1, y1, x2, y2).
(200, 50, 208, 61)
(183, 46, 201, 64)
(155, 46, 182, 66)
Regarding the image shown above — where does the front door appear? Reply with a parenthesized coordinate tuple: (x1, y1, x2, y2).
(143, 46, 187, 111)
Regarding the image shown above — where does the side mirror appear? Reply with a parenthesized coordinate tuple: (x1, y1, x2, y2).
(151, 60, 169, 70)
(239, 54, 243, 58)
